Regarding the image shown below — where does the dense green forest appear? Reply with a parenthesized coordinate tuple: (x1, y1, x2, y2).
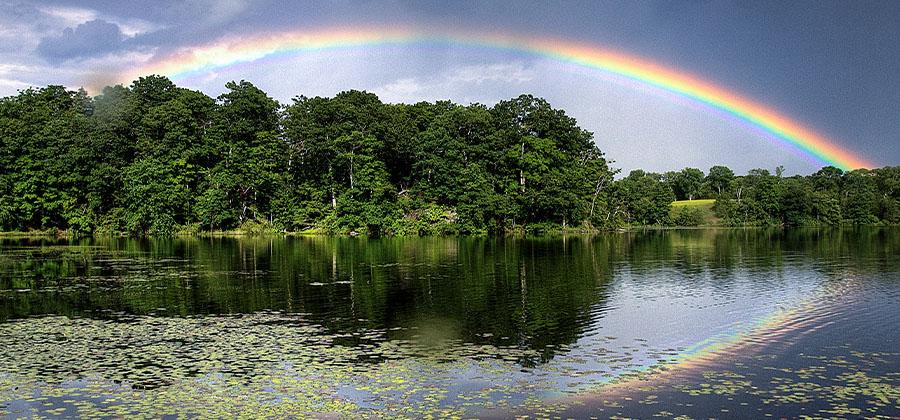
(0, 76, 897, 236)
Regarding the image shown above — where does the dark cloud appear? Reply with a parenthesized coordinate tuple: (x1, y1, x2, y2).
(37, 19, 126, 64)
(6, 0, 899, 167)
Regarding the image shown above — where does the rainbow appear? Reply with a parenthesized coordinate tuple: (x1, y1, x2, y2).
(117, 26, 874, 170)
(590, 296, 833, 389)
(494, 284, 849, 418)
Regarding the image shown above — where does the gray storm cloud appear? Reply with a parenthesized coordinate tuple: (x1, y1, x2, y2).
(0, 1, 895, 170)
(37, 19, 127, 64)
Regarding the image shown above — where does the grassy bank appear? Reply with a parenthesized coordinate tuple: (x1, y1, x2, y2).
(670, 199, 719, 226)
(671, 199, 716, 208)
(0, 229, 65, 238)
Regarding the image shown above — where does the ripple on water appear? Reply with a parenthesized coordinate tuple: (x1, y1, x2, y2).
(0, 230, 898, 417)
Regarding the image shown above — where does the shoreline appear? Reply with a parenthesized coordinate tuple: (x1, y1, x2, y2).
(2, 224, 894, 240)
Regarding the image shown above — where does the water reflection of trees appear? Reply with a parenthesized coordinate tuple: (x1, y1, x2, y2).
(0, 237, 613, 357)
(610, 228, 897, 274)
(1, 229, 897, 356)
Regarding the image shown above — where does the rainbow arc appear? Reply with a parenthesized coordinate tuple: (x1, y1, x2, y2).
(118, 27, 874, 170)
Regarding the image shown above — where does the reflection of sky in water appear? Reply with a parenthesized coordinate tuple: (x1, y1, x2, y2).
(0, 231, 897, 418)
(532, 263, 826, 396)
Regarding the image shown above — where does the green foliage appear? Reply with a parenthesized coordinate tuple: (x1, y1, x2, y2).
(708, 165, 900, 227)
(120, 158, 194, 235)
(389, 200, 460, 236)
(811, 191, 842, 225)
(523, 221, 563, 235)
(607, 170, 675, 226)
(194, 179, 234, 231)
(175, 222, 203, 236)
(666, 167, 705, 201)
(842, 169, 879, 225)
(706, 165, 735, 196)
(713, 196, 739, 225)
(672, 206, 705, 226)
(0, 77, 895, 235)
(239, 220, 281, 236)
(780, 177, 813, 226)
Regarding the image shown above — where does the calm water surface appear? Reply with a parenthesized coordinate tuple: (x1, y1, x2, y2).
(0, 229, 897, 418)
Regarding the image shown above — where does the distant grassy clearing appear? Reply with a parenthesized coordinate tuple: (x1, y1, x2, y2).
(671, 199, 716, 207)
(670, 199, 718, 226)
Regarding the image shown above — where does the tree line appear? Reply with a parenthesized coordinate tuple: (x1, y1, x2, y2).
(0, 76, 896, 235)
(618, 165, 897, 227)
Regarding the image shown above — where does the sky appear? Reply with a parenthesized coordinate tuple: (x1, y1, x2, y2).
(1, 0, 898, 174)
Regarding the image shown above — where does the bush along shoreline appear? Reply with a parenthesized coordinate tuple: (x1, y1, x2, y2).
(1, 76, 897, 237)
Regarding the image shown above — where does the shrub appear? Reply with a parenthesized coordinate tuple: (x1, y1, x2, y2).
(175, 223, 202, 236)
(673, 206, 705, 226)
(389, 204, 458, 236)
(524, 222, 561, 235)
(239, 220, 281, 236)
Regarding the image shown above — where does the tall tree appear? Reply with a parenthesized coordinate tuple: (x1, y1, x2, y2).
(706, 165, 735, 196)
(204, 80, 284, 225)
(672, 168, 705, 200)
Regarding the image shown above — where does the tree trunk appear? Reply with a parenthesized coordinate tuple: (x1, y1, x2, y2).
(588, 176, 606, 220)
(349, 154, 354, 189)
(519, 142, 526, 192)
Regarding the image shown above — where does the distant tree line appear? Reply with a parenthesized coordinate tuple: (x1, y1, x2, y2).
(617, 165, 898, 227)
(0, 76, 896, 235)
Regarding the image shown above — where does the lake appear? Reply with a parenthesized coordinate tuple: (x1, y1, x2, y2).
(0, 229, 898, 418)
